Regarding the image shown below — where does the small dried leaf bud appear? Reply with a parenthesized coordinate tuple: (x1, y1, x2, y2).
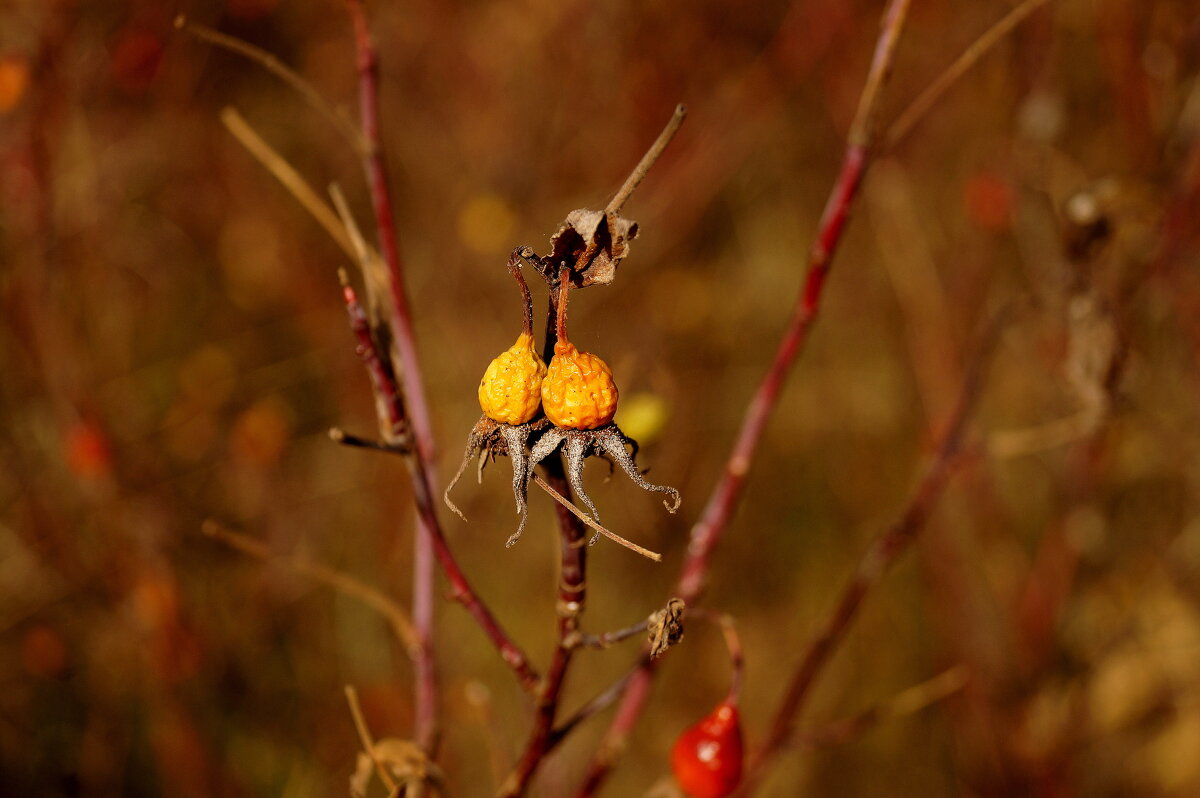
(478, 332, 547, 425)
(541, 340, 619, 430)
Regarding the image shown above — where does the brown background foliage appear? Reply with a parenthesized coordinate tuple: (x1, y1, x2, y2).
(3, 0, 1200, 795)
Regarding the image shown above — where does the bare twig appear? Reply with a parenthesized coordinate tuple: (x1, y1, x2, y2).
(886, 0, 1055, 149)
(675, 0, 912, 611)
(531, 473, 662, 562)
(345, 685, 400, 795)
(220, 107, 359, 261)
(574, 620, 651, 651)
(573, 4, 914, 794)
(743, 313, 1004, 791)
(201, 520, 418, 653)
(796, 666, 968, 749)
(607, 104, 688, 215)
(498, 464, 589, 798)
(690, 609, 745, 703)
(176, 15, 368, 153)
(337, 269, 539, 696)
(549, 667, 639, 750)
(343, 1, 446, 750)
(329, 426, 412, 455)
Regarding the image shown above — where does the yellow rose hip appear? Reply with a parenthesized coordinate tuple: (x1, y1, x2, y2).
(542, 340, 617, 429)
(478, 332, 546, 425)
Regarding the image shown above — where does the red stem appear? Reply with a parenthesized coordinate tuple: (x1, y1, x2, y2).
(574, 1, 910, 792)
(509, 248, 536, 337)
(742, 317, 999, 792)
(499, 462, 588, 797)
(555, 267, 571, 346)
(344, 1, 541, 746)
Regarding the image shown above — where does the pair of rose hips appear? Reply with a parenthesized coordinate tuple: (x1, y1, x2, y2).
(449, 251, 679, 548)
(477, 310, 616, 431)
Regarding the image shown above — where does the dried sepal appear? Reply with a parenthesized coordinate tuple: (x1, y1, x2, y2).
(547, 208, 639, 287)
(445, 416, 550, 546)
(527, 423, 680, 545)
(648, 597, 686, 659)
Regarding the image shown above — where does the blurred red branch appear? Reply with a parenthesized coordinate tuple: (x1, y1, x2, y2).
(574, 2, 912, 793)
(741, 313, 1003, 792)
(341, 3, 550, 748)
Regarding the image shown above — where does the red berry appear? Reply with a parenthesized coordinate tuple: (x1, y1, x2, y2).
(671, 700, 744, 798)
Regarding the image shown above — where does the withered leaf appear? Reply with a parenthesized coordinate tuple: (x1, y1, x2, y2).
(647, 597, 686, 659)
(548, 208, 639, 286)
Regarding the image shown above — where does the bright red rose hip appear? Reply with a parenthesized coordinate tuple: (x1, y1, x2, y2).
(671, 700, 744, 798)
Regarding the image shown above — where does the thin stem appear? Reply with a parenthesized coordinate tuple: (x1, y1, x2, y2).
(498, 462, 588, 798)
(555, 267, 571, 346)
(886, 0, 1054, 150)
(606, 104, 688, 215)
(574, 4, 913, 793)
(743, 315, 1004, 792)
(795, 665, 968, 749)
(342, 6, 445, 749)
(339, 272, 540, 694)
(531, 474, 662, 561)
(176, 15, 369, 154)
(575, 620, 651, 650)
(509, 247, 536, 337)
(220, 107, 359, 262)
(202, 521, 418, 653)
(691, 610, 745, 704)
(549, 667, 639, 750)
(329, 426, 411, 454)
(340, 276, 407, 442)
(345, 685, 400, 794)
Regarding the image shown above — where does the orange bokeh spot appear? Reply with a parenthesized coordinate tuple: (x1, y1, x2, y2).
(964, 170, 1014, 233)
(0, 56, 29, 113)
(65, 421, 113, 481)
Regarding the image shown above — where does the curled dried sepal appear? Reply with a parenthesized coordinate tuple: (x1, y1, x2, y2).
(527, 424, 680, 545)
(445, 416, 548, 545)
(648, 597, 686, 660)
(547, 208, 638, 287)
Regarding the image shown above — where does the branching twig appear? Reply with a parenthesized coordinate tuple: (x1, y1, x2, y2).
(498, 464, 588, 798)
(177, 16, 368, 152)
(795, 665, 968, 749)
(607, 104, 688, 215)
(742, 314, 1004, 791)
(531, 473, 662, 562)
(886, 0, 1055, 149)
(345, 684, 400, 795)
(573, 3, 913, 794)
(220, 107, 360, 261)
(201, 520, 418, 653)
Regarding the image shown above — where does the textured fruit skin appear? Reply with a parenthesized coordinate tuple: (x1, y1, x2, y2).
(478, 332, 547, 425)
(671, 701, 743, 798)
(541, 340, 618, 429)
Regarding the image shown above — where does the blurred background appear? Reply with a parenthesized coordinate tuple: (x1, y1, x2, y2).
(3, 0, 1200, 795)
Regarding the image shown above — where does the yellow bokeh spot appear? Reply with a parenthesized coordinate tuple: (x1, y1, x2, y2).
(457, 193, 517, 255)
(615, 392, 669, 445)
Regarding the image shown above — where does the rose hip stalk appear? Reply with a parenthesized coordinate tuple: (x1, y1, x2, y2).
(444, 249, 548, 543)
(526, 267, 680, 542)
